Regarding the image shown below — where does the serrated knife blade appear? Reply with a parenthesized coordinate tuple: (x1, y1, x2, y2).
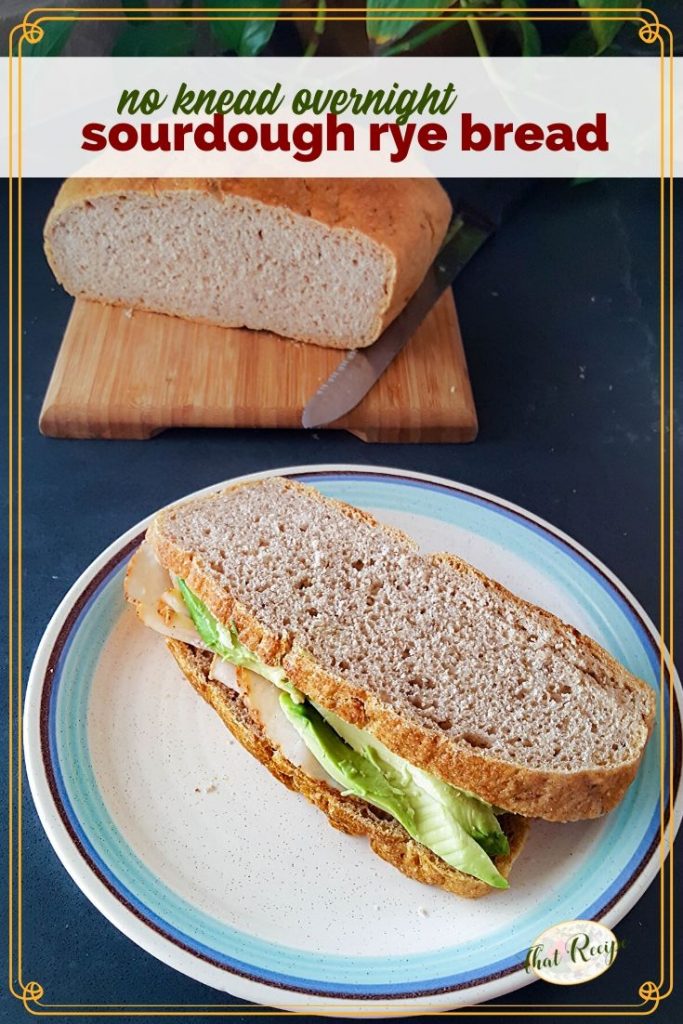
(302, 179, 532, 430)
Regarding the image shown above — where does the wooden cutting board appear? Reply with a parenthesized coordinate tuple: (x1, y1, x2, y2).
(39, 293, 477, 443)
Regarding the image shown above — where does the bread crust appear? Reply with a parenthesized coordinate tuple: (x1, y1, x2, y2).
(146, 477, 656, 823)
(167, 639, 528, 898)
(43, 177, 452, 349)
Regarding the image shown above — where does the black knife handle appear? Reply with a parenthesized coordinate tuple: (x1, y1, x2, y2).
(448, 179, 536, 232)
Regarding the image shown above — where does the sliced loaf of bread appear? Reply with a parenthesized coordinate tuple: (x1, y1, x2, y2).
(44, 178, 452, 349)
(147, 477, 656, 821)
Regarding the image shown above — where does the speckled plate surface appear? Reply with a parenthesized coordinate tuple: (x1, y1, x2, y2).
(24, 465, 681, 1015)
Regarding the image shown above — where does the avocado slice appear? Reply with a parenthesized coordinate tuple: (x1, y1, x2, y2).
(314, 703, 509, 859)
(280, 695, 509, 889)
(178, 579, 305, 702)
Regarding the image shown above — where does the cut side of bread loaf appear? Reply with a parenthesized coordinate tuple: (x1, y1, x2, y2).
(44, 178, 452, 349)
(147, 477, 656, 822)
(167, 639, 529, 898)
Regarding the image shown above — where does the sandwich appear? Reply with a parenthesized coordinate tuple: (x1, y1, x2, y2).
(125, 477, 655, 898)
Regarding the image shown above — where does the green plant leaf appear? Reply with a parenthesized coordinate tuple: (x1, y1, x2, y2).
(112, 21, 195, 56)
(207, 1, 280, 56)
(16, 18, 76, 56)
(367, 0, 453, 47)
(564, 29, 600, 56)
(576, 0, 638, 54)
(501, 0, 541, 57)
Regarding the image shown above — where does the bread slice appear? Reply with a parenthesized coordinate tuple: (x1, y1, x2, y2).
(147, 477, 656, 822)
(167, 639, 529, 898)
(43, 177, 452, 350)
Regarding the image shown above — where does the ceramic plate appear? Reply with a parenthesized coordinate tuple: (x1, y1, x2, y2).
(24, 465, 681, 1015)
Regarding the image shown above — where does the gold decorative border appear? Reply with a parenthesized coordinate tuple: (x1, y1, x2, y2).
(7, 5, 675, 1016)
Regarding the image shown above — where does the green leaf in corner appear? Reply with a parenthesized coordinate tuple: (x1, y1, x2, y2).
(16, 18, 76, 56)
(575, 0, 637, 55)
(208, 1, 280, 57)
(501, 0, 541, 57)
(112, 21, 195, 56)
(367, 0, 452, 48)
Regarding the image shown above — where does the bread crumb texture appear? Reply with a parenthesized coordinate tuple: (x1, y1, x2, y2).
(151, 478, 655, 802)
(44, 178, 451, 349)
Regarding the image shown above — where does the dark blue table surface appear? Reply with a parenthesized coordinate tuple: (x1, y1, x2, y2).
(2, 178, 681, 1022)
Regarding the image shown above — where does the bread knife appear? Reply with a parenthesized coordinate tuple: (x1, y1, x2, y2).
(301, 179, 533, 430)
